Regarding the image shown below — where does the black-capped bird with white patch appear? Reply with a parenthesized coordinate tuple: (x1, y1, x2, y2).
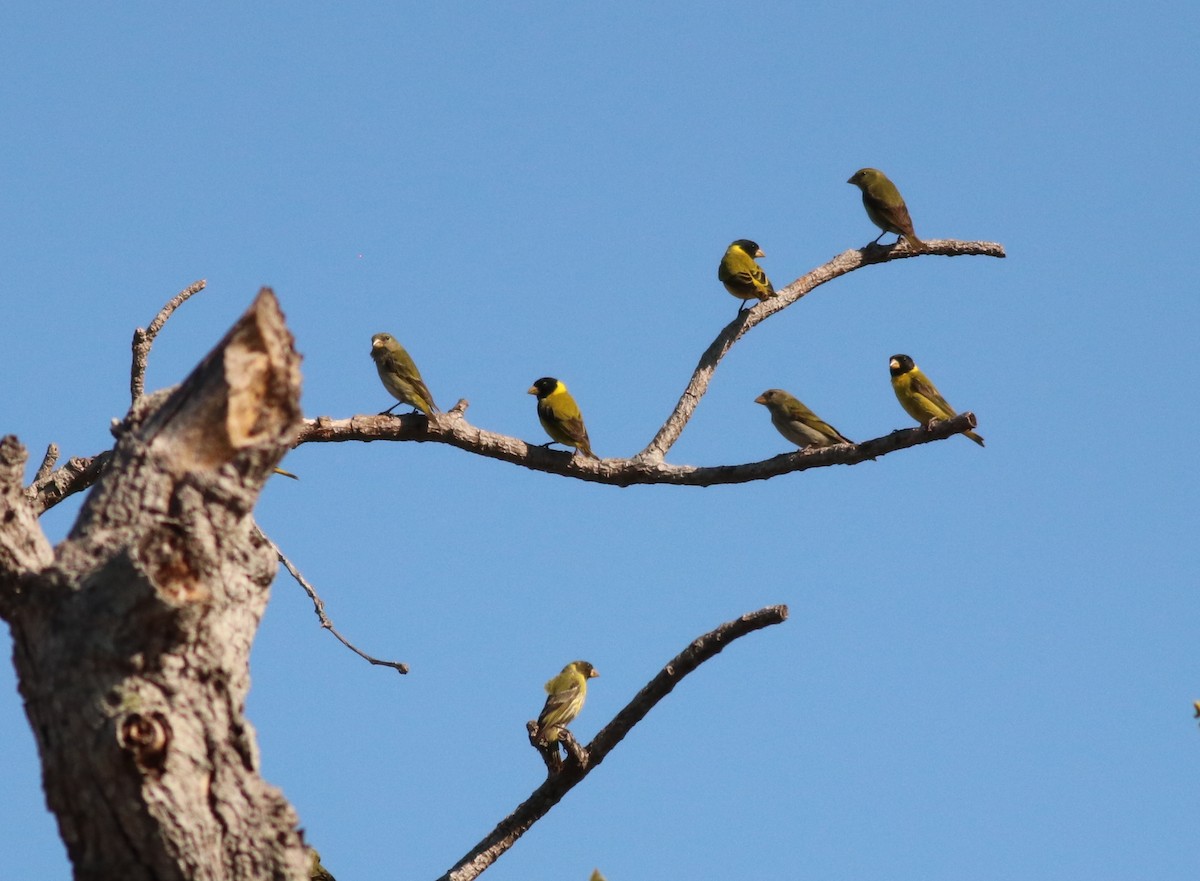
(889, 354, 984, 446)
(528, 377, 598, 459)
(718, 239, 776, 312)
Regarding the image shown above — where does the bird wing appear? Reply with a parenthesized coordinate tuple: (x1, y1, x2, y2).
(539, 680, 584, 727)
(909, 372, 956, 419)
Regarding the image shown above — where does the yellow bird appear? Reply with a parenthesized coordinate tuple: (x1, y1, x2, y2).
(528, 377, 598, 459)
(889, 354, 984, 447)
(718, 239, 776, 312)
(538, 660, 599, 743)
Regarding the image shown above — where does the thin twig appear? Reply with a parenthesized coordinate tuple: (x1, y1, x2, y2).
(297, 406, 981, 487)
(130, 279, 207, 402)
(33, 444, 59, 484)
(261, 531, 409, 675)
(638, 238, 1006, 461)
(25, 451, 113, 515)
(438, 605, 789, 881)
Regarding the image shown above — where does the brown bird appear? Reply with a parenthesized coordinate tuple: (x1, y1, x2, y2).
(847, 168, 924, 250)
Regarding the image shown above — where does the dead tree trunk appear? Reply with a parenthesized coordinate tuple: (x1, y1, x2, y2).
(0, 290, 307, 880)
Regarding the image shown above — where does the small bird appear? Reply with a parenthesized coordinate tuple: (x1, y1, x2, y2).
(754, 389, 853, 448)
(528, 377, 598, 459)
(847, 168, 924, 249)
(538, 660, 599, 743)
(889, 354, 984, 446)
(718, 239, 776, 311)
(370, 332, 438, 416)
(308, 848, 336, 881)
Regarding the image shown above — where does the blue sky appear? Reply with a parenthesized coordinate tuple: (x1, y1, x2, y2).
(1, 3, 1196, 879)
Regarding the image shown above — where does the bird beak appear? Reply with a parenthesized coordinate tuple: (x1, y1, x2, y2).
(889, 358, 900, 370)
(846, 175, 855, 184)
(527, 386, 538, 395)
(755, 248, 766, 258)
(753, 394, 767, 405)
(588, 669, 600, 678)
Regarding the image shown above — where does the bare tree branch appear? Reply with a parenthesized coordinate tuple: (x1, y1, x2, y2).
(638, 238, 1006, 461)
(297, 406, 981, 486)
(438, 605, 789, 881)
(25, 449, 113, 515)
(33, 444, 58, 484)
(32, 240, 1003, 513)
(261, 531, 409, 674)
(130, 278, 207, 401)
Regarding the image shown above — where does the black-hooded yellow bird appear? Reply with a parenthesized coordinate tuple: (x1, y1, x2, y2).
(847, 168, 924, 250)
(528, 377, 598, 458)
(538, 660, 599, 743)
(718, 239, 776, 311)
(889, 354, 984, 446)
(754, 389, 853, 448)
(370, 332, 438, 416)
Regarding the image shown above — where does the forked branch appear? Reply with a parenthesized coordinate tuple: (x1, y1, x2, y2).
(639, 238, 1005, 461)
(29, 239, 1002, 510)
(130, 278, 206, 401)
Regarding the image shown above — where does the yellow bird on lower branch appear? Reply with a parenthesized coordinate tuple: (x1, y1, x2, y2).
(538, 660, 599, 743)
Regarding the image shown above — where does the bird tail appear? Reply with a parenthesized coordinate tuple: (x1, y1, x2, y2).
(965, 430, 985, 447)
(904, 233, 925, 251)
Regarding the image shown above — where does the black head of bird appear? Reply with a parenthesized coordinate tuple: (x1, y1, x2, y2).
(889, 354, 915, 376)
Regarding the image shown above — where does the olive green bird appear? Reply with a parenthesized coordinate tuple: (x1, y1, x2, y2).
(308, 848, 336, 881)
(889, 354, 984, 447)
(754, 389, 853, 448)
(718, 239, 776, 312)
(370, 332, 438, 416)
(538, 660, 599, 743)
(847, 168, 924, 250)
(528, 377, 598, 459)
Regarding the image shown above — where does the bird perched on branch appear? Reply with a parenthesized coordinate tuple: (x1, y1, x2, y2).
(754, 389, 853, 448)
(538, 660, 599, 743)
(718, 239, 776, 311)
(847, 168, 924, 250)
(528, 377, 598, 459)
(889, 354, 984, 446)
(370, 332, 439, 416)
(308, 848, 336, 881)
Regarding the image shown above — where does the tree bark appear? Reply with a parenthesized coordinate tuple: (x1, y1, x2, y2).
(0, 289, 307, 880)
